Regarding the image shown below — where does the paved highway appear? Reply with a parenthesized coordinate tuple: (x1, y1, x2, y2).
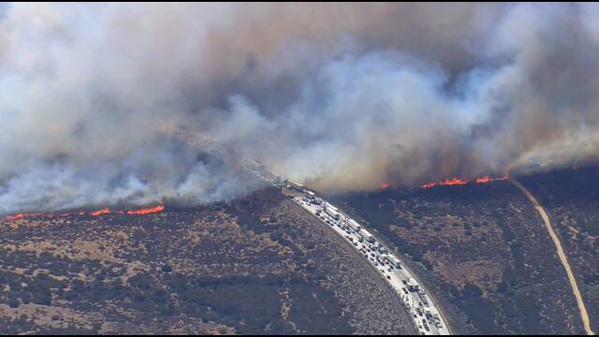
(282, 182, 451, 335)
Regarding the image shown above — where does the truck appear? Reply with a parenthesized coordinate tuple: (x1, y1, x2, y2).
(323, 202, 341, 220)
(347, 219, 361, 231)
(359, 230, 376, 244)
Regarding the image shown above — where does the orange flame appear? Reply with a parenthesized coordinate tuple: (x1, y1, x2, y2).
(5, 213, 29, 221)
(422, 176, 508, 189)
(421, 182, 437, 189)
(4, 212, 49, 221)
(90, 208, 111, 216)
(380, 183, 392, 190)
(422, 177, 469, 189)
(4, 204, 165, 222)
(126, 204, 165, 215)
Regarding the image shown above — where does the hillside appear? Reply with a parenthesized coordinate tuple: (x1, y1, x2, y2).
(0, 187, 415, 335)
(332, 167, 599, 334)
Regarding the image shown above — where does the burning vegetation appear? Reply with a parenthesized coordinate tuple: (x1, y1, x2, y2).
(2, 204, 165, 222)
(380, 183, 392, 191)
(126, 204, 165, 216)
(422, 176, 508, 189)
(378, 176, 509, 191)
(90, 208, 111, 217)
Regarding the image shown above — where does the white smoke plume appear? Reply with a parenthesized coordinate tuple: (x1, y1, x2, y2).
(1, 3, 599, 214)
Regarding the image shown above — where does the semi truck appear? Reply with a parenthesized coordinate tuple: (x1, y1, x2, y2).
(323, 202, 341, 220)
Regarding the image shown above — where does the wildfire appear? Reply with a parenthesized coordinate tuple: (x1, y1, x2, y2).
(380, 182, 392, 191)
(90, 208, 111, 216)
(4, 213, 37, 221)
(3, 204, 165, 222)
(422, 177, 469, 189)
(422, 176, 508, 189)
(126, 204, 165, 215)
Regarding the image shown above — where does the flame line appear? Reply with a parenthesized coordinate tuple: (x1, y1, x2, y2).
(3, 204, 165, 222)
(422, 176, 508, 189)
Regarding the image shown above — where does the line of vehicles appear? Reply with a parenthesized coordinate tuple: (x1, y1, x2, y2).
(283, 181, 450, 335)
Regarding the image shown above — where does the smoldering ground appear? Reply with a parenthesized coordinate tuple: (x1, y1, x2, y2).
(1, 3, 599, 214)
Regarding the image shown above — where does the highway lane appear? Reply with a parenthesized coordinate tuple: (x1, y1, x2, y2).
(282, 183, 451, 335)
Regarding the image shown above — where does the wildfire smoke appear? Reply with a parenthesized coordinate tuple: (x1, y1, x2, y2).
(2, 3, 599, 214)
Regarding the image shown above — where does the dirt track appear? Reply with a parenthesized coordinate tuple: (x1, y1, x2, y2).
(511, 178, 594, 335)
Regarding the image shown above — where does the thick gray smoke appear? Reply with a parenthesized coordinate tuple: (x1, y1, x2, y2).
(1, 3, 599, 214)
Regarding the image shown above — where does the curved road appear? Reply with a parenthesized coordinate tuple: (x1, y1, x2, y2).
(240, 152, 592, 334)
(282, 182, 451, 335)
(511, 178, 595, 335)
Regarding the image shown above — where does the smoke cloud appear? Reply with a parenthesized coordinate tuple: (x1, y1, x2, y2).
(1, 3, 599, 214)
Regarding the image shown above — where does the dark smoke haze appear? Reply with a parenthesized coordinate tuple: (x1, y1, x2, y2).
(1, 3, 599, 214)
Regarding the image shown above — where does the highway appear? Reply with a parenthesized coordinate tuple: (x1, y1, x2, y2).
(282, 182, 451, 335)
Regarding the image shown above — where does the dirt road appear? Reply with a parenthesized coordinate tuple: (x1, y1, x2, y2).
(511, 178, 594, 335)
